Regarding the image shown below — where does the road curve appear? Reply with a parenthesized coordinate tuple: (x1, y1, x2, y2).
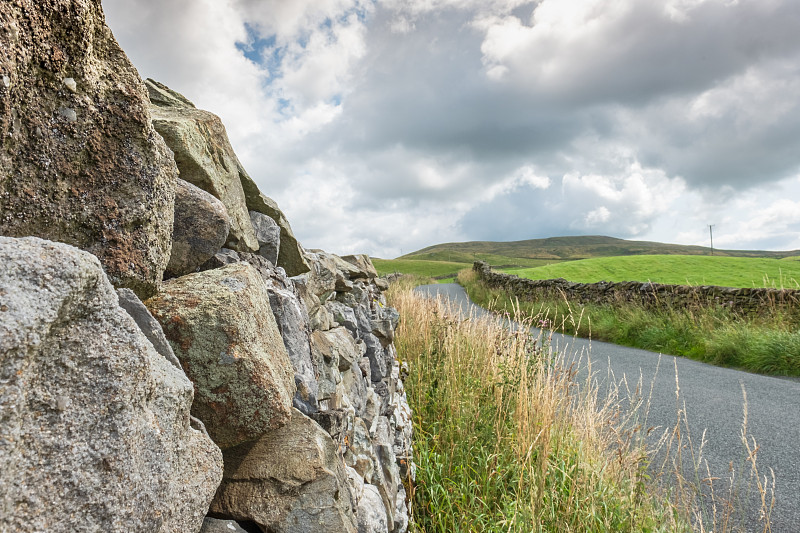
(416, 283, 800, 532)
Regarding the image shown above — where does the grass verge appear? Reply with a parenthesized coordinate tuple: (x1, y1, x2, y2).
(459, 270, 800, 377)
(388, 276, 775, 532)
(387, 277, 683, 532)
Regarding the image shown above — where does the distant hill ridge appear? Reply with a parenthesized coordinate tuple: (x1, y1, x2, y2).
(402, 235, 799, 261)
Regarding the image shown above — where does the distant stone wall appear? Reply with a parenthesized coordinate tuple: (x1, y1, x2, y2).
(473, 261, 800, 315)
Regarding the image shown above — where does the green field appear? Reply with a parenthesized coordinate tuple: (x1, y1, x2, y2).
(373, 256, 558, 282)
(505, 255, 800, 289)
(372, 258, 469, 281)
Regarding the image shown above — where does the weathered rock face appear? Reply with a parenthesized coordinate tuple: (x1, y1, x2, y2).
(0, 0, 177, 300)
(0, 237, 222, 532)
(167, 178, 231, 278)
(200, 517, 250, 533)
(116, 287, 182, 370)
(211, 408, 358, 533)
(342, 254, 379, 279)
(1, 10, 414, 525)
(240, 253, 320, 415)
(146, 79, 259, 253)
(250, 210, 280, 265)
(358, 485, 390, 533)
(146, 263, 296, 449)
(240, 180, 311, 276)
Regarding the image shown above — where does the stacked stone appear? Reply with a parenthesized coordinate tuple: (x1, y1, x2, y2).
(0, 3, 412, 527)
(141, 79, 414, 531)
(474, 260, 800, 316)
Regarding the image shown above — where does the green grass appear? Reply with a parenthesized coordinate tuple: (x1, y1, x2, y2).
(402, 251, 559, 268)
(372, 258, 469, 280)
(459, 270, 800, 377)
(506, 255, 800, 289)
(372, 256, 557, 284)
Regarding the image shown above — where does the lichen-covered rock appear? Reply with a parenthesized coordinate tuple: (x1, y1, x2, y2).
(358, 485, 389, 533)
(0, 237, 222, 532)
(371, 306, 400, 348)
(250, 210, 280, 265)
(166, 178, 230, 278)
(327, 300, 360, 338)
(146, 262, 295, 449)
(116, 287, 182, 370)
(198, 247, 241, 271)
(146, 79, 259, 253)
(313, 327, 361, 372)
(393, 485, 410, 533)
(211, 408, 358, 533)
(0, 0, 178, 299)
(310, 303, 335, 331)
(303, 251, 342, 303)
(340, 363, 369, 417)
(341, 254, 379, 280)
(371, 417, 401, 527)
(241, 182, 310, 276)
(345, 418, 377, 483)
(249, 258, 320, 415)
(199, 517, 249, 533)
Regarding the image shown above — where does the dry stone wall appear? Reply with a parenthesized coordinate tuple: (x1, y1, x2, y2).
(474, 261, 800, 315)
(0, 2, 413, 531)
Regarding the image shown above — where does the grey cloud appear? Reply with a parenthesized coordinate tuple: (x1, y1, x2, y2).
(103, 0, 800, 254)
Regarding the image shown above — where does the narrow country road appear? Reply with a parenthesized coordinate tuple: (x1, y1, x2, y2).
(416, 283, 800, 532)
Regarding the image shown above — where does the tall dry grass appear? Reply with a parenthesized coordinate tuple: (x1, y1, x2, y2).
(389, 278, 680, 531)
(388, 276, 775, 532)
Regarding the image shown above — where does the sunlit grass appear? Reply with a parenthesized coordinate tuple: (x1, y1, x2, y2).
(459, 269, 800, 376)
(388, 275, 775, 532)
(388, 277, 682, 532)
(505, 255, 800, 289)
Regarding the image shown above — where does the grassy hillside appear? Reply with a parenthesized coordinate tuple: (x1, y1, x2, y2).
(505, 255, 800, 289)
(401, 250, 558, 268)
(405, 235, 798, 261)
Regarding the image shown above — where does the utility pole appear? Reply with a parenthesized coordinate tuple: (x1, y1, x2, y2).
(708, 224, 715, 256)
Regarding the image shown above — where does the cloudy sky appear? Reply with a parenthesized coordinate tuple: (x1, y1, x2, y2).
(103, 0, 800, 257)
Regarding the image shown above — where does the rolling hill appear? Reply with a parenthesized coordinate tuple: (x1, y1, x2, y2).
(402, 235, 799, 262)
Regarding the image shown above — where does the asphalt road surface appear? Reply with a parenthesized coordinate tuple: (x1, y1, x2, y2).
(416, 283, 800, 532)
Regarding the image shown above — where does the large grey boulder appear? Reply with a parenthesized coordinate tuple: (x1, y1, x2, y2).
(146, 263, 296, 449)
(0, 237, 222, 532)
(166, 178, 231, 278)
(327, 300, 360, 338)
(116, 288, 182, 370)
(371, 306, 400, 348)
(198, 248, 241, 271)
(341, 254, 379, 280)
(146, 79, 259, 253)
(0, 0, 178, 299)
(211, 408, 358, 533)
(358, 485, 389, 533)
(241, 253, 320, 415)
(314, 327, 361, 372)
(240, 183, 311, 276)
(249, 210, 280, 265)
(199, 518, 249, 533)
